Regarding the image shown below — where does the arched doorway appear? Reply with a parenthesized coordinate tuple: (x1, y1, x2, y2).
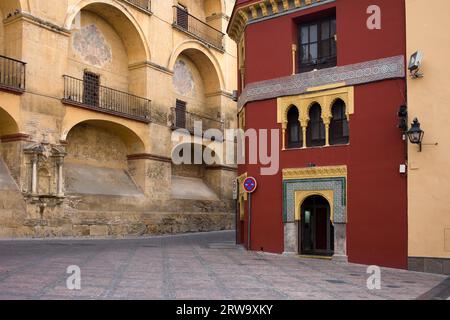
(300, 195, 334, 256)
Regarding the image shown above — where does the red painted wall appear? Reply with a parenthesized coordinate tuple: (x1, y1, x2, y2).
(236, 0, 408, 269)
(244, 0, 406, 83)
(241, 81, 407, 269)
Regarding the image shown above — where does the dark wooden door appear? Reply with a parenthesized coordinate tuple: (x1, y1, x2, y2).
(315, 207, 328, 251)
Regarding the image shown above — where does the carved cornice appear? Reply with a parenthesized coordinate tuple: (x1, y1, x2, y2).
(206, 165, 238, 172)
(127, 153, 172, 163)
(238, 55, 405, 109)
(0, 133, 31, 143)
(4, 12, 71, 37)
(228, 0, 334, 42)
(128, 61, 173, 75)
(283, 165, 347, 180)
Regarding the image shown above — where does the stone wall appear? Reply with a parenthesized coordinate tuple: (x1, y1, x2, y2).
(0, 0, 237, 239)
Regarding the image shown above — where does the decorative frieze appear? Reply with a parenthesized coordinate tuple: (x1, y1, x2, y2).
(238, 55, 405, 109)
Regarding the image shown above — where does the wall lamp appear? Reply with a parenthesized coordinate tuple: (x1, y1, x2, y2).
(406, 118, 425, 152)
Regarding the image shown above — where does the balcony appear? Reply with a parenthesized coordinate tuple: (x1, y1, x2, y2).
(121, 0, 151, 13)
(0, 55, 26, 93)
(170, 107, 224, 134)
(173, 6, 224, 51)
(62, 75, 151, 123)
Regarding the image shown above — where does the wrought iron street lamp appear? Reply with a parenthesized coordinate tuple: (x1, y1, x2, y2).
(407, 118, 425, 152)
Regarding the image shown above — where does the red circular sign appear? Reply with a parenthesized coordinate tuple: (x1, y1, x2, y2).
(243, 177, 258, 194)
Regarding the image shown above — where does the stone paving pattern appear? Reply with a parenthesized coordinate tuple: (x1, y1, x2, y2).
(0, 231, 448, 300)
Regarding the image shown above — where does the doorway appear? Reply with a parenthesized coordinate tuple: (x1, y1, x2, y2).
(300, 195, 334, 256)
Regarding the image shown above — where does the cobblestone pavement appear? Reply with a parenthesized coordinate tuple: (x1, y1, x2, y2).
(0, 231, 448, 300)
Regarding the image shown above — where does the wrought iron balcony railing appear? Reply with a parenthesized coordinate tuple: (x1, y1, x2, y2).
(170, 107, 224, 134)
(173, 6, 225, 51)
(0, 55, 26, 93)
(62, 75, 151, 123)
(121, 0, 151, 13)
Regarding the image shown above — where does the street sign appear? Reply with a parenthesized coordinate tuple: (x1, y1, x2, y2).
(232, 179, 238, 200)
(243, 177, 257, 194)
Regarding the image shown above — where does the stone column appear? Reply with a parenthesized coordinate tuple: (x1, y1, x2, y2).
(56, 157, 64, 197)
(323, 115, 331, 147)
(325, 123, 330, 146)
(31, 154, 38, 195)
(301, 126, 307, 148)
(282, 122, 287, 150)
(284, 221, 298, 255)
(291, 44, 297, 75)
(333, 223, 348, 263)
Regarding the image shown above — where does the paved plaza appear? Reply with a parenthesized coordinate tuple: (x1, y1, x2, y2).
(0, 231, 448, 300)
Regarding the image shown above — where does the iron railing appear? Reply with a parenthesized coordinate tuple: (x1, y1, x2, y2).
(62, 75, 151, 123)
(122, 0, 151, 12)
(0, 55, 26, 93)
(173, 6, 224, 50)
(171, 107, 224, 134)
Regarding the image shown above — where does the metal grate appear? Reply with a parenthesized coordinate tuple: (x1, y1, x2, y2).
(122, 0, 151, 12)
(173, 6, 225, 50)
(0, 55, 26, 93)
(63, 75, 151, 123)
(170, 107, 224, 134)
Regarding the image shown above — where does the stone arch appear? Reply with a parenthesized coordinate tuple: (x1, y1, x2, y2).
(169, 40, 225, 92)
(204, 0, 227, 31)
(297, 191, 334, 223)
(283, 104, 300, 125)
(205, 0, 226, 15)
(0, 106, 20, 136)
(330, 97, 350, 120)
(284, 104, 297, 118)
(305, 100, 322, 121)
(63, 119, 145, 196)
(286, 105, 301, 148)
(63, 119, 146, 155)
(64, 0, 150, 64)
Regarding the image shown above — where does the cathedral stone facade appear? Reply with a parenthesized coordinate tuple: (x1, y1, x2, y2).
(0, 0, 238, 238)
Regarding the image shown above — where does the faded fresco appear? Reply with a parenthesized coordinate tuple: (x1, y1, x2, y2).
(173, 59, 195, 96)
(72, 24, 112, 67)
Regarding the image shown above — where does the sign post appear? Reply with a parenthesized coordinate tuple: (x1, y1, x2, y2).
(233, 179, 238, 245)
(243, 177, 257, 251)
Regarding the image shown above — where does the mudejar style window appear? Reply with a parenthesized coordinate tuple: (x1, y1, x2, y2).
(307, 103, 326, 147)
(287, 106, 302, 148)
(330, 99, 349, 145)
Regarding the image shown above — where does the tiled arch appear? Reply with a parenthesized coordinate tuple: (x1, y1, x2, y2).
(282, 165, 348, 261)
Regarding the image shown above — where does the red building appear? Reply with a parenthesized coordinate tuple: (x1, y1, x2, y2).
(229, 0, 408, 269)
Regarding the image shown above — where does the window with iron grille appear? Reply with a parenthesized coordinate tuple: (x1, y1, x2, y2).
(83, 71, 100, 107)
(298, 16, 337, 73)
(287, 106, 302, 149)
(330, 99, 349, 145)
(306, 103, 326, 147)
